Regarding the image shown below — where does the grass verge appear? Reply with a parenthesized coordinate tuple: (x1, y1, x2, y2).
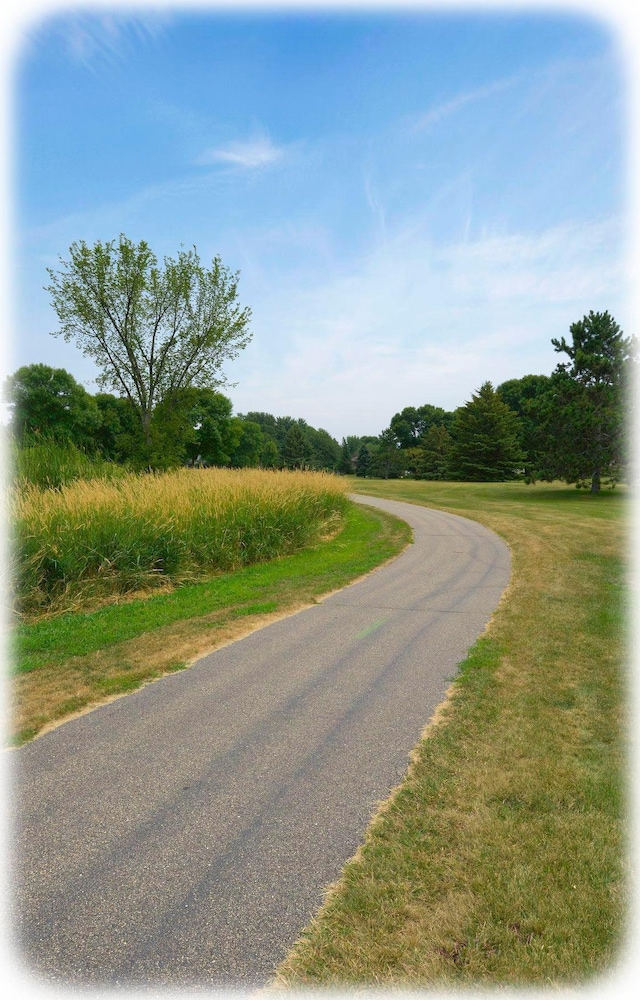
(9, 501, 410, 746)
(272, 478, 629, 988)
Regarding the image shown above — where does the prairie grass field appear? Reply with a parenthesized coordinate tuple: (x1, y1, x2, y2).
(273, 477, 631, 988)
(11, 467, 349, 617)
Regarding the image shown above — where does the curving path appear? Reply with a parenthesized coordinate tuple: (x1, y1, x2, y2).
(11, 495, 510, 989)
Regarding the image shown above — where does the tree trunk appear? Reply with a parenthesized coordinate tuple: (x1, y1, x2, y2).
(591, 466, 601, 493)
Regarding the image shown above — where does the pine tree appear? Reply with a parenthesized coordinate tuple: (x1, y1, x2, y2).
(449, 382, 523, 481)
(543, 311, 637, 492)
(281, 424, 309, 469)
(355, 444, 372, 478)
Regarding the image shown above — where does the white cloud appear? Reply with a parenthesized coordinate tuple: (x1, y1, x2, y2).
(195, 134, 283, 169)
(229, 215, 628, 438)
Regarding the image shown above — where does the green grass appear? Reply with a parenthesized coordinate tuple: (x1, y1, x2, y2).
(272, 477, 629, 988)
(10, 501, 411, 745)
(10, 437, 127, 490)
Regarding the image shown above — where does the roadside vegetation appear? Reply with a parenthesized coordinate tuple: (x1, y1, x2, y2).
(273, 477, 629, 988)
(11, 466, 349, 617)
(9, 494, 410, 745)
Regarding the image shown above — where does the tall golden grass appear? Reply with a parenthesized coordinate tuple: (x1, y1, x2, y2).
(11, 467, 349, 616)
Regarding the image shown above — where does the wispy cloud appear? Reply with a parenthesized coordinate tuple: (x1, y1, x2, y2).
(410, 75, 520, 132)
(38, 12, 172, 71)
(229, 215, 627, 436)
(195, 133, 284, 169)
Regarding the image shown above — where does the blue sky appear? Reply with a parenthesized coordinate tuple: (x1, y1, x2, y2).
(7, 1, 631, 440)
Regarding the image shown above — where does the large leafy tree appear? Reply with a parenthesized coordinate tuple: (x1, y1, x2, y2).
(46, 235, 252, 456)
(390, 403, 453, 449)
(542, 311, 636, 492)
(4, 363, 100, 449)
(449, 381, 523, 481)
(94, 392, 145, 463)
(370, 427, 403, 479)
(496, 374, 553, 481)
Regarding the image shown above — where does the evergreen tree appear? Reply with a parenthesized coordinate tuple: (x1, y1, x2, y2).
(418, 424, 453, 480)
(449, 382, 524, 481)
(338, 438, 354, 475)
(355, 444, 372, 477)
(542, 311, 636, 492)
(281, 424, 309, 469)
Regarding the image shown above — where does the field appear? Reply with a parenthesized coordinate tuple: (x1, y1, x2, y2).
(273, 477, 630, 988)
(11, 466, 350, 617)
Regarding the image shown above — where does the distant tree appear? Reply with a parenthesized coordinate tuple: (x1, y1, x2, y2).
(46, 235, 252, 461)
(260, 437, 280, 469)
(418, 424, 453, 480)
(338, 438, 355, 475)
(305, 426, 341, 470)
(281, 424, 310, 469)
(94, 392, 144, 463)
(242, 411, 279, 443)
(355, 444, 372, 478)
(4, 363, 100, 449)
(390, 404, 453, 448)
(543, 311, 637, 492)
(496, 374, 553, 480)
(370, 427, 403, 479)
(189, 389, 234, 466)
(227, 418, 264, 468)
(449, 381, 524, 481)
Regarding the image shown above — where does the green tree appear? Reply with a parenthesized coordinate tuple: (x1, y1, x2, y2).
(418, 424, 453, 480)
(449, 381, 524, 481)
(94, 393, 145, 463)
(228, 418, 264, 468)
(186, 389, 234, 466)
(281, 424, 310, 469)
(305, 426, 340, 470)
(45, 235, 252, 460)
(260, 437, 280, 469)
(496, 374, 553, 481)
(338, 438, 355, 475)
(4, 363, 100, 449)
(544, 310, 636, 492)
(355, 444, 372, 478)
(370, 427, 403, 479)
(390, 404, 454, 449)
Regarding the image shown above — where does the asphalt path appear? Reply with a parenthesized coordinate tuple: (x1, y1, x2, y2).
(11, 494, 510, 990)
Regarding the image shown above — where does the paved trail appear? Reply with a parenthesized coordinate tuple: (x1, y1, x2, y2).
(11, 495, 510, 990)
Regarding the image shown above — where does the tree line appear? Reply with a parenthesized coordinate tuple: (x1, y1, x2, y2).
(4, 366, 343, 473)
(344, 310, 636, 493)
(3, 235, 636, 492)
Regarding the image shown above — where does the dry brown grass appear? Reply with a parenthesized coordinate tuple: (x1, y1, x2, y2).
(272, 479, 628, 988)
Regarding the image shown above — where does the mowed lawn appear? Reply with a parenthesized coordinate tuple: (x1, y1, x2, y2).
(273, 478, 630, 988)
